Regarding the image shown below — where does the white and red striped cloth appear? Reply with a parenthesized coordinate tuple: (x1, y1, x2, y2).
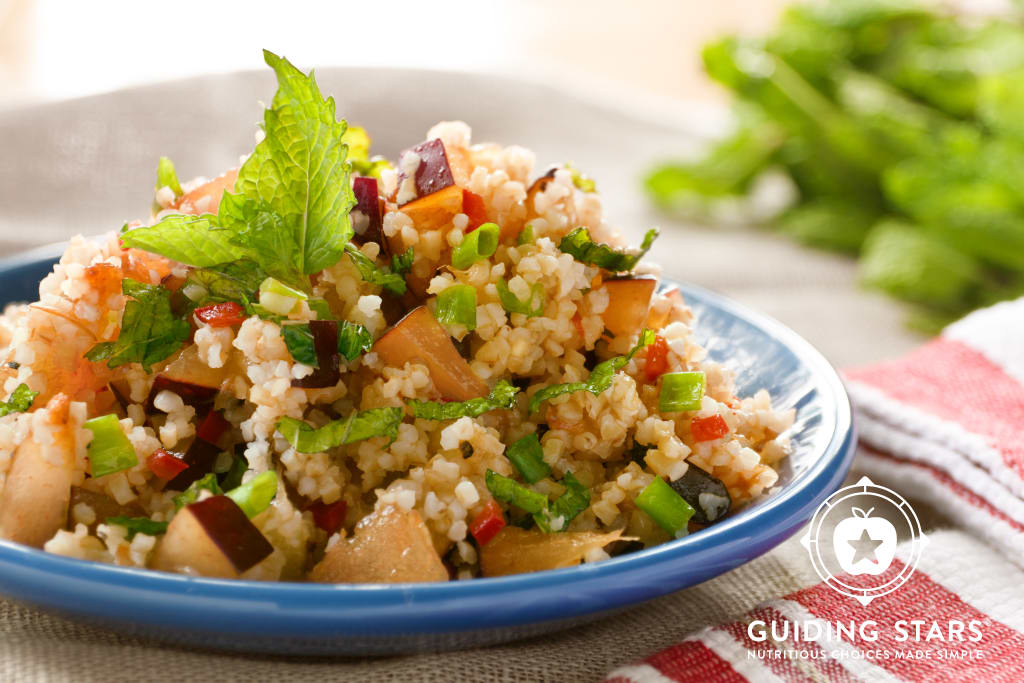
(606, 299, 1024, 682)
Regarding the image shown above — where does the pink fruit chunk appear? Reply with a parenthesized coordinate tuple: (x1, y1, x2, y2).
(351, 176, 385, 247)
(397, 138, 454, 205)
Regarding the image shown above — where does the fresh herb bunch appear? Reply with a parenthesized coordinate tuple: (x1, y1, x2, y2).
(645, 0, 1024, 331)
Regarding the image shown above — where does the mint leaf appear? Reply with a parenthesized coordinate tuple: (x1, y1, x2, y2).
(558, 227, 658, 272)
(105, 516, 169, 540)
(345, 243, 408, 295)
(337, 321, 373, 361)
(276, 407, 404, 453)
(232, 50, 355, 276)
(496, 278, 545, 317)
(0, 384, 37, 417)
(549, 471, 589, 527)
(186, 259, 267, 306)
(283, 320, 372, 366)
(529, 329, 654, 413)
(391, 247, 414, 276)
(407, 380, 519, 420)
(120, 215, 245, 267)
(282, 324, 318, 366)
(85, 279, 190, 372)
(172, 472, 223, 509)
(217, 192, 306, 289)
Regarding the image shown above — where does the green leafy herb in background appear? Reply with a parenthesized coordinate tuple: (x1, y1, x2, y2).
(645, 0, 1024, 330)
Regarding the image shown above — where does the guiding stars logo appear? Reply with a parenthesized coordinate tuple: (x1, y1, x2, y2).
(801, 476, 927, 605)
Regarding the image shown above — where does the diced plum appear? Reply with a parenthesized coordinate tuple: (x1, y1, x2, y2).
(152, 495, 273, 578)
(479, 526, 625, 577)
(461, 189, 488, 232)
(195, 410, 230, 445)
(398, 138, 454, 205)
(146, 448, 190, 480)
(351, 176, 385, 248)
(308, 499, 347, 535)
(165, 437, 221, 491)
(600, 278, 658, 338)
(310, 505, 447, 583)
(0, 394, 76, 548)
(397, 184, 464, 232)
(290, 320, 341, 389)
(372, 306, 488, 401)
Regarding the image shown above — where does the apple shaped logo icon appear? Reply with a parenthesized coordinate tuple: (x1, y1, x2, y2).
(832, 507, 897, 575)
(801, 477, 927, 606)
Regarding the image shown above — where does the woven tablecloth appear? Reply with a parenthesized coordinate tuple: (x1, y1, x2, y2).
(0, 68, 929, 682)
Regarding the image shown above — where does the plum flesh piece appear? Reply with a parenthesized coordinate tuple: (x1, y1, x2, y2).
(398, 138, 454, 205)
(351, 176, 385, 248)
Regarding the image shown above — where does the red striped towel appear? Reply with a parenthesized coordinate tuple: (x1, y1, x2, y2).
(605, 299, 1024, 682)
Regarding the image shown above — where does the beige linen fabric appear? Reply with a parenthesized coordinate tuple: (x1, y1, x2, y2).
(0, 68, 925, 681)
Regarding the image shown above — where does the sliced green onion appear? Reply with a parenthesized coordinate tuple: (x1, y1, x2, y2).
(658, 371, 706, 412)
(452, 222, 499, 270)
(84, 414, 137, 478)
(566, 162, 596, 193)
(517, 224, 535, 246)
(156, 156, 183, 197)
(172, 472, 222, 509)
(485, 469, 549, 516)
(635, 477, 695, 537)
(226, 471, 278, 518)
(505, 434, 550, 484)
(549, 471, 589, 528)
(259, 276, 306, 316)
(408, 380, 518, 421)
(496, 278, 545, 318)
(277, 407, 404, 453)
(105, 516, 168, 540)
(434, 284, 477, 330)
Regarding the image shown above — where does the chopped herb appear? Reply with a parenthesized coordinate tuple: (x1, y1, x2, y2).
(105, 516, 168, 540)
(156, 157, 183, 197)
(517, 224, 535, 245)
(658, 372, 706, 412)
(484, 468, 590, 533)
(283, 320, 372, 366)
(225, 471, 277, 518)
(529, 329, 655, 413)
(345, 243, 408, 295)
(485, 469, 549, 517)
(185, 259, 267, 308)
(85, 279, 190, 372)
(218, 452, 248, 491)
(336, 321, 373, 361)
(408, 380, 519, 421)
(434, 285, 477, 330)
(282, 325, 318, 366)
(277, 407, 404, 453)
(452, 222, 499, 270)
(549, 471, 589, 529)
(558, 227, 658, 272)
(504, 433, 550, 484)
(566, 162, 596, 193)
(495, 278, 545, 317)
(391, 247, 414, 276)
(84, 414, 137, 478)
(173, 472, 222, 509)
(307, 298, 333, 320)
(0, 383, 37, 417)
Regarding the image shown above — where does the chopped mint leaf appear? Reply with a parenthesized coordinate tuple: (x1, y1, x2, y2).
(276, 407, 404, 453)
(391, 247, 414, 277)
(218, 452, 248, 491)
(185, 259, 267, 307)
(549, 471, 589, 528)
(345, 243, 408, 295)
(85, 279, 190, 372)
(308, 298, 333, 320)
(173, 472, 223, 509)
(283, 320, 372, 366)
(566, 163, 596, 193)
(282, 324, 318, 366)
(559, 227, 658, 272)
(337, 321, 373, 361)
(105, 516, 168, 540)
(529, 329, 654, 413)
(496, 278, 545, 317)
(0, 383, 37, 417)
(156, 157, 183, 197)
(408, 380, 519, 420)
(231, 50, 355, 277)
(120, 214, 245, 268)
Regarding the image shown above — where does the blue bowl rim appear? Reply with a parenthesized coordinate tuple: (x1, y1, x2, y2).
(0, 246, 855, 638)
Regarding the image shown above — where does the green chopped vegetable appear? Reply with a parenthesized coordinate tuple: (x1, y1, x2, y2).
(549, 471, 589, 529)
(517, 224, 535, 245)
(307, 298, 333, 320)
(345, 243, 408, 295)
(452, 222, 499, 270)
(635, 477, 695, 537)
(408, 380, 519, 421)
(277, 407, 404, 453)
(0, 384, 37, 417)
(123, 51, 356, 290)
(504, 433, 550, 484)
(658, 372, 706, 412)
(566, 163, 596, 193)
(225, 471, 278, 518)
(434, 285, 477, 330)
(185, 259, 267, 307)
(173, 473, 222, 509)
(495, 278, 545, 318)
(84, 414, 137, 478)
(156, 157, 183, 197)
(558, 227, 658, 272)
(485, 469, 549, 517)
(484, 469, 589, 533)
(218, 453, 248, 491)
(529, 329, 655, 413)
(105, 516, 168, 540)
(283, 320, 373, 365)
(85, 279, 190, 372)
(391, 247, 414, 277)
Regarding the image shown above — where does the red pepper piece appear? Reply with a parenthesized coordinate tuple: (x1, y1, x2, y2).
(196, 410, 230, 445)
(690, 414, 729, 442)
(462, 189, 488, 232)
(309, 499, 348, 535)
(469, 500, 506, 547)
(194, 301, 247, 327)
(644, 335, 669, 382)
(146, 448, 189, 480)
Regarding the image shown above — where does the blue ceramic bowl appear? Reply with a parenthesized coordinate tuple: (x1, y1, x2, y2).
(0, 245, 855, 655)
